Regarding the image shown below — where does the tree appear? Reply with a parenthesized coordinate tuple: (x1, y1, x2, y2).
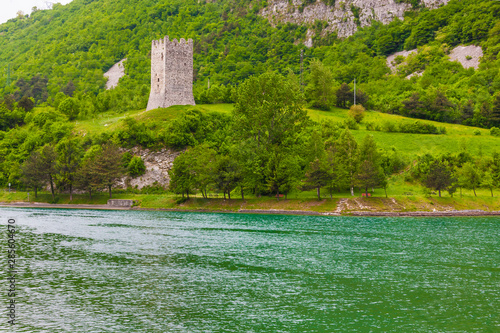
(424, 160, 453, 197)
(461, 162, 481, 197)
(75, 145, 102, 199)
(306, 59, 335, 110)
(18, 96, 34, 111)
(213, 155, 241, 200)
(402, 92, 425, 118)
(91, 143, 125, 198)
(39, 144, 58, 200)
(303, 158, 330, 200)
(481, 171, 495, 197)
(335, 129, 359, 196)
(58, 97, 79, 120)
(56, 137, 83, 201)
(348, 104, 365, 123)
(168, 150, 196, 199)
(20, 151, 46, 198)
(356, 135, 385, 197)
(266, 149, 301, 200)
(191, 144, 217, 198)
(336, 83, 352, 108)
(233, 72, 307, 149)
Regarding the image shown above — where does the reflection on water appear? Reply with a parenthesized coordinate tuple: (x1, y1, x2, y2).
(1, 208, 499, 332)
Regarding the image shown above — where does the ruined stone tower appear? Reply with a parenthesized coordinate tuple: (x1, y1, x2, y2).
(146, 36, 195, 110)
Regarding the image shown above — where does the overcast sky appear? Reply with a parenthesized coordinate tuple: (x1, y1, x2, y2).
(1, 0, 73, 24)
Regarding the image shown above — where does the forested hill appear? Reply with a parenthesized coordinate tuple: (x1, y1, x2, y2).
(0, 0, 498, 124)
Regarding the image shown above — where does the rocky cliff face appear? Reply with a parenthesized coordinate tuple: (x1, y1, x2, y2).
(118, 147, 182, 190)
(261, 0, 449, 45)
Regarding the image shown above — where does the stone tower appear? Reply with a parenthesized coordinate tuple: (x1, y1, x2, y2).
(146, 36, 195, 111)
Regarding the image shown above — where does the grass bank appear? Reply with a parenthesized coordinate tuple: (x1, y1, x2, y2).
(2, 189, 499, 215)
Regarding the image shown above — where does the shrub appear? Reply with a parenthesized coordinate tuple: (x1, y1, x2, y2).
(399, 121, 439, 134)
(473, 129, 481, 136)
(348, 104, 365, 123)
(127, 156, 146, 177)
(121, 151, 133, 168)
(383, 121, 397, 132)
(343, 116, 359, 130)
(490, 127, 500, 137)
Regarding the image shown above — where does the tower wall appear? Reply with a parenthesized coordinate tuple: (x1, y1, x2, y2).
(147, 36, 195, 110)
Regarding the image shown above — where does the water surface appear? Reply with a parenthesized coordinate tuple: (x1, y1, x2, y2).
(1, 208, 499, 332)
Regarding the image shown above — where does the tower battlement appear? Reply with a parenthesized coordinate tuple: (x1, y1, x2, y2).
(146, 36, 195, 111)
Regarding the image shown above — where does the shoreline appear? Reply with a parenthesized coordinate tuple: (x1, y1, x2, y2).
(1, 202, 500, 217)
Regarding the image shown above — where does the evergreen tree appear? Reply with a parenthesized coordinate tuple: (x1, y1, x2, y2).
(335, 128, 359, 196)
(356, 135, 385, 197)
(424, 160, 453, 197)
(56, 137, 83, 201)
(336, 83, 352, 108)
(303, 158, 330, 200)
(91, 143, 125, 198)
(20, 151, 45, 198)
(39, 144, 58, 200)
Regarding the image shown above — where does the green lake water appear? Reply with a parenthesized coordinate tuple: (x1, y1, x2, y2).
(0, 208, 499, 332)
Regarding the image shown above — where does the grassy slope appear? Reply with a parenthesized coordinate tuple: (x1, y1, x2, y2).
(74, 103, 497, 156)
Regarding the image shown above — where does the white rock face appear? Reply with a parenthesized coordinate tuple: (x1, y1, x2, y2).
(385, 44, 483, 78)
(103, 59, 126, 90)
(261, 0, 449, 41)
(448, 45, 483, 70)
(118, 147, 183, 190)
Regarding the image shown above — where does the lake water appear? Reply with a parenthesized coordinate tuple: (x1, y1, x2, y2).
(1, 208, 499, 332)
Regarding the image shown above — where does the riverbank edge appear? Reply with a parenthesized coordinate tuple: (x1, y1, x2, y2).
(1, 202, 500, 217)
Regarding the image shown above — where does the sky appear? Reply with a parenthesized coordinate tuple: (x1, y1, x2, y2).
(1, 0, 73, 24)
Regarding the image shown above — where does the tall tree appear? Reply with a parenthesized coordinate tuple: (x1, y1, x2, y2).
(168, 150, 195, 199)
(356, 135, 385, 197)
(56, 137, 83, 201)
(336, 83, 352, 108)
(461, 162, 481, 197)
(266, 148, 301, 200)
(75, 145, 102, 200)
(303, 157, 330, 200)
(306, 59, 335, 110)
(233, 72, 307, 149)
(39, 144, 58, 200)
(91, 143, 124, 198)
(20, 151, 45, 198)
(424, 160, 453, 197)
(335, 129, 359, 196)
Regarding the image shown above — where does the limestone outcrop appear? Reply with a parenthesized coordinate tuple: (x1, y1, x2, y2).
(118, 147, 183, 190)
(261, 0, 449, 43)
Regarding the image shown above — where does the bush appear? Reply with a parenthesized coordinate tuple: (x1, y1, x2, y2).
(383, 121, 397, 132)
(127, 156, 146, 177)
(473, 129, 481, 136)
(490, 127, 500, 137)
(343, 116, 359, 130)
(399, 121, 440, 134)
(348, 104, 365, 123)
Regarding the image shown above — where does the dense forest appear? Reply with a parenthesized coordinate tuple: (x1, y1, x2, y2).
(0, 0, 499, 199)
